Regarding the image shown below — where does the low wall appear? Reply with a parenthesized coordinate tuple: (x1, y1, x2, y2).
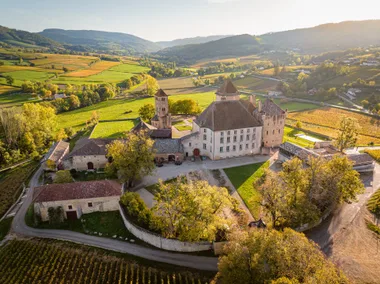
(119, 205, 213, 252)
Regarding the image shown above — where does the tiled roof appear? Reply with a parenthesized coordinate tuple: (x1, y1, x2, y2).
(66, 138, 114, 158)
(149, 129, 172, 139)
(46, 141, 69, 162)
(155, 89, 168, 97)
(33, 180, 121, 203)
(348, 153, 374, 165)
(260, 98, 286, 116)
(216, 79, 239, 95)
(151, 114, 159, 121)
(195, 100, 262, 131)
(280, 142, 318, 160)
(153, 139, 184, 154)
(131, 120, 156, 133)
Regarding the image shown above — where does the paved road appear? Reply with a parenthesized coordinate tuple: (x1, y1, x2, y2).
(306, 163, 380, 254)
(11, 166, 218, 271)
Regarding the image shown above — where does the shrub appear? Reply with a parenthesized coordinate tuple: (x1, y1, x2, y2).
(120, 192, 152, 228)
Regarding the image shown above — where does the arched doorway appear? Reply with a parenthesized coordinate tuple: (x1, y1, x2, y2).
(193, 148, 200, 157)
(87, 162, 94, 170)
(168, 155, 175, 162)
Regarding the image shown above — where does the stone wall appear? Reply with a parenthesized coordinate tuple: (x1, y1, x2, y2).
(262, 113, 286, 148)
(119, 204, 212, 252)
(68, 155, 108, 171)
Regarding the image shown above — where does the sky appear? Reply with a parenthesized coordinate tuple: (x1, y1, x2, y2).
(1, 0, 380, 42)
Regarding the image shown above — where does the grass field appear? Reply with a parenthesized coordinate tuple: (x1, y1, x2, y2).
(0, 65, 64, 73)
(0, 239, 213, 283)
(283, 126, 323, 148)
(64, 60, 121, 77)
(91, 120, 136, 138)
(0, 91, 39, 106)
(0, 85, 20, 95)
(109, 63, 150, 74)
(322, 66, 380, 87)
(57, 92, 216, 131)
(224, 161, 269, 217)
(364, 149, 380, 162)
(1, 70, 56, 86)
(234, 76, 278, 92)
(53, 70, 134, 85)
(30, 54, 98, 71)
(287, 107, 380, 145)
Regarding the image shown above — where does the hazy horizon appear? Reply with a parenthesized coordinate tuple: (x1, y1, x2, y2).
(2, 0, 380, 42)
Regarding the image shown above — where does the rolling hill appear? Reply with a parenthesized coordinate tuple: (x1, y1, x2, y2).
(39, 29, 160, 54)
(156, 34, 263, 61)
(0, 26, 62, 49)
(156, 35, 231, 48)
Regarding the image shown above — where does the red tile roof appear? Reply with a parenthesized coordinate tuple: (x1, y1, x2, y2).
(33, 180, 121, 203)
(155, 89, 168, 97)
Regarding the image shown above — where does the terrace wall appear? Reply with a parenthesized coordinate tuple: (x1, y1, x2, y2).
(119, 204, 212, 252)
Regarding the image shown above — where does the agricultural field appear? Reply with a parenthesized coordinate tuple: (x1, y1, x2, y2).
(0, 85, 19, 95)
(321, 66, 380, 88)
(90, 120, 136, 139)
(30, 54, 98, 71)
(192, 54, 271, 68)
(258, 65, 317, 77)
(57, 92, 216, 131)
(364, 149, 380, 162)
(0, 91, 39, 106)
(0, 239, 213, 284)
(53, 70, 134, 85)
(0, 161, 38, 218)
(156, 77, 197, 94)
(233, 76, 278, 93)
(108, 63, 150, 74)
(0, 70, 56, 86)
(64, 61, 121, 77)
(224, 161, 269, 217)
(287, 107, 380, 145)
(0, 65, 64, 73)
(282, 126, 325, 148)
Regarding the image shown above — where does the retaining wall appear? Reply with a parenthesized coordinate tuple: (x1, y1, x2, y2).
(119, 205, 212, 252)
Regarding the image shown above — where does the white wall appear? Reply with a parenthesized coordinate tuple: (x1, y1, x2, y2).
(119, 205, 212, 252)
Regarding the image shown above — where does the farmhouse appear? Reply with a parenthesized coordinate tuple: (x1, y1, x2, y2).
(63, 138, 113, 171)
(33, 180, 122, 221)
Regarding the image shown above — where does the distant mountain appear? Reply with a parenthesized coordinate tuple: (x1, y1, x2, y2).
(261, 20, 380, 53)
(39, 29, 161, 53)
(156, 35, 231, 48)
(0, 26, 61, 49)
(156, 34, 262, 61)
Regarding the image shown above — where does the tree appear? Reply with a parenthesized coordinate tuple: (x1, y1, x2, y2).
(54, 170, 73, 184)
(88, 111, 99, 126)
(295, 121, 302, 129)
(106, 131, 155, 187)
(68, 95, 81, 110)
(5, 75, 14, 86)
(273, 65, 280, 77)
(334, 116, 360, 152)
(62, 67, 69, 72)
(55, 128, 67, 141)
(146, 75, 159, 96)
(217, 229, 349, 284)
(361, 100, 369, 108)
(152, 179, 233, 241)
(138, 103, 155, 122)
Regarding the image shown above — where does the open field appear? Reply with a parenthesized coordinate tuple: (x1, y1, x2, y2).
(224, 161, 269, 217)
(287, 107, 380, 145)
(0, 91, 39, 106)
(0, 85, 20, 95)
(1, 70, 56, 86)
(364, 149, 380, 162)
(234, 76, 278, 92)
(191, 54, 271, 68)
(322, 66, 380, 87)
(0, 239, 213, 284)
(0, 161, 38, 218)
(64, 60, 120, 77)
(30, 54, 98, 71)
(91, 120, 136, 138)
(53, 70, 134, 85)
(108, 63, 150, 74)
(0, 65, 65, 73)
(282, 126, 325, 148)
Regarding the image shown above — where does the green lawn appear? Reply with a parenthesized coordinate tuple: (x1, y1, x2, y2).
(108, 63, 150, 74)
(90, 120, 136, 138)
(282, 126, 323, 148)
(53, 70, 134, 85)
(0, 92, 39, 106)
(175, 125, 192, 131)
(224, 161, 269, 218)
(1, 70, 56, 86)
(57, 92, 215, 131)
(0, 217, 13, 241)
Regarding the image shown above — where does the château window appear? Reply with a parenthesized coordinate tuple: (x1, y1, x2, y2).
(240, 129, 244, 133)
(233, 145, 236, 151)
(234, 130, 237, 134)
(203, 134, 207, 140)
(204, 129, 207, 133)
(68, 205, 73, 210)
(239, 145, 242, 151)
(227, 137, 230, 143)
(240, 135, 243, 142)
(88, 202, 93, 208)
(247, 129, 250, 133)
(220, 147, 224, 153)
(189, 142, 192, 147)
(203, 143, 207, 150)
(226, 146, 230, 152)
(220, 137, 224, 144)
(266, 131, 269, 135)
(162, 108, 165, 111)
(252, 133, 256, 139)
(246, 144, 249, 149)
(273, 130, 275, 135)
(278, 129, 281, 134)
(233, 136, 237, 142)
(227, 131, 231, 135)
(221, 132, 224, 136)
(246, 135, 250, 140)
(252, 143, 255, 149)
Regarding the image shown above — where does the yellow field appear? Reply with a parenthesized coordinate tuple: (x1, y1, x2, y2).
(64, 61, 121, 77)
(192, 55, 271, 68)
(259, 65, 317, 76)
(30, 54, 98, 71)
(0, 85, 19, 94)
(233, 76, 278, 92)
(0, 65, 64, 73)
(287, 107, 380, 145)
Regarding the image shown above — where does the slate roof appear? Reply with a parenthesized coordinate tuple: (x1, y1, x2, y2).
(195, 100, 262, 131)
(153, 139, 184, 154)
(33, 180, 121, 203)
(149, 129, 172, 139)
(260, 98, 286, 116)
(155, 89, 168, 97)
(280, 142, 318, 160)
(216, 79, 239, 95)
(66, 138, 114, 158)
(151, 114, 159, 121)
(348, 153, 374, 165)
(46, 141, 69, 162)
(131, 120, 156, 133)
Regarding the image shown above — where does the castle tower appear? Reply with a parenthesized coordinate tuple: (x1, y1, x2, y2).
(151, 89, 171, 129)
(215, 79, 240, 101)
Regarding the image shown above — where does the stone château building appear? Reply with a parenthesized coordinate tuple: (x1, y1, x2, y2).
(151, 89, 172, 129)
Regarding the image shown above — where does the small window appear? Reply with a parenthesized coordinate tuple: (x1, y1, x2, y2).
(266, 131, 269, 135)
(246, 144, 249, 149)
(233, 145, 236, 151)
(234, 130, 237, 134)
(88, 202, 93, 208)
(233, 136, 237, 142)
(246, 135, 250, 140)
(203, 134, 207, 140)
(227, 131, 231, 135)
(240, 135, 243, 142)
(239, 145, 243, 151)
(220, 147, 224, 153)
(227, 137, 231, 143)
(273, 130, 275, 135)
(240, 129, 244, 133)
(247, 129, 250, 133)
(252, 133, 256, 139)
(227, 146, 230, 152)
(68, 205, 73, 210)
(252, 143, 255, 149)
(278, 129, 280, 134)
(210, 147, 212, 152)
(204, 129, 207, 133)
(220, 137, 224, 144)
(189, 142, 192, 147)
(203, 143, 207, 150)
(221, 132, 224, 136)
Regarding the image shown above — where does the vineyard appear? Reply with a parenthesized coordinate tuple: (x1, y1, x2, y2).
(364, 149, 380, 162)
(0, 239, 213, 284)
(0, 161, 38, 218)
(287, 107, 380, 145)
(64, 61, 120, 77)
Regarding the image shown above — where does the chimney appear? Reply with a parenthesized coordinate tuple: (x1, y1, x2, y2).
(249, 95, 256, 107)
(258, 101, 262, 112)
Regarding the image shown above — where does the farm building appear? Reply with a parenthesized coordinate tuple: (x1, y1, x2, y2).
(44, 140, 70, 171)
(63, 138, 113, 171)
(33, 180, 122, 221)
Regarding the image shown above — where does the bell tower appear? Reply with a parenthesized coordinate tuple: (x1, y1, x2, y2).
(151, 89, 171, 129)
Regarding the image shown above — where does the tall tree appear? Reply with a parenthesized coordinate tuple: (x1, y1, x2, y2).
(145, 76, 159, 96)
(5, 75, 14, 86)
(217, 229, 349, 284)
(138, 103, 155, 122)
(152, 179, 233, 241)
(106, 131, 155, 187)
(334, 117, 360, 152)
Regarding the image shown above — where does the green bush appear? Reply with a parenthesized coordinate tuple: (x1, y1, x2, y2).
(120, 192, 152, 229)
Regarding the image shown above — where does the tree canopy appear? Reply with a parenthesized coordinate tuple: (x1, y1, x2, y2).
(138, 103, 155, 122)
(334, 116, 360, 152)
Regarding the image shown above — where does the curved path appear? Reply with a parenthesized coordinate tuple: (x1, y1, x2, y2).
(11, 166, 218, 271)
